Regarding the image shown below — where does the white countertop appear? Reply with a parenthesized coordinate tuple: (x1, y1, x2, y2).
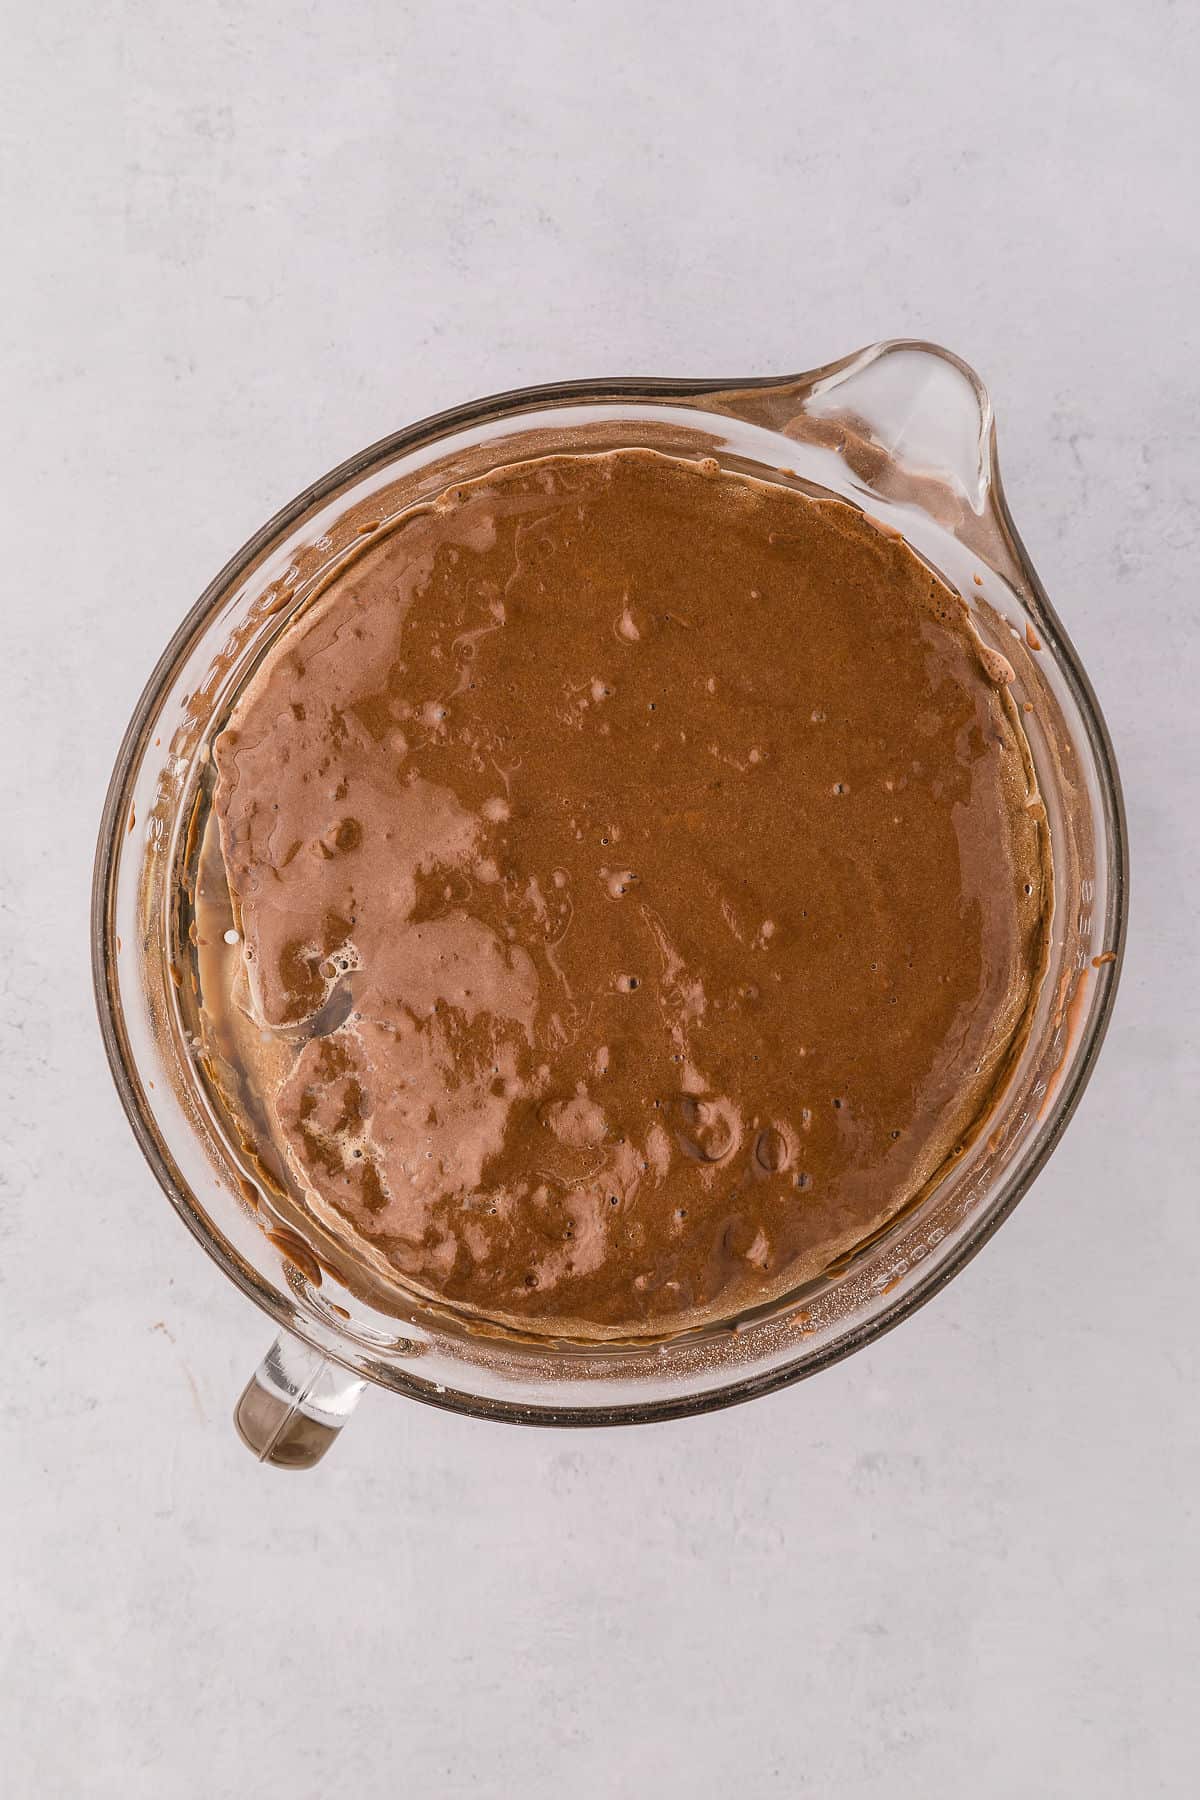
(4, 3, 1198, 1794)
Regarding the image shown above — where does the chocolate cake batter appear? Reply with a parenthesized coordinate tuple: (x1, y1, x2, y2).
(205, 448, 1048, 1338)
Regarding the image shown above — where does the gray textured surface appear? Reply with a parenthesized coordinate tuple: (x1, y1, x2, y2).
(3, 3, 1198, 1794)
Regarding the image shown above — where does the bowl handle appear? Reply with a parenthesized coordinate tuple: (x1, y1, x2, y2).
(233, 1331, 365, 1469)
(798, 340, 996, 515)
(714, 339, 999, 526)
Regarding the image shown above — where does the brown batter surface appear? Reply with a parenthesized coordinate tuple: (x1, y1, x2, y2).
(207, 448, 1047, 1337)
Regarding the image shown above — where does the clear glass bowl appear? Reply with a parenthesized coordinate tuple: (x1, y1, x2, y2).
(92, 342, 1127, 1466)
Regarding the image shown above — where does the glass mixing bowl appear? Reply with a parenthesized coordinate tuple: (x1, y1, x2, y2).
(92, 341, 1127, 1467)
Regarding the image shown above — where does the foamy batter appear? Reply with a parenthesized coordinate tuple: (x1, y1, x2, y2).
(203, 448, 1048, 1337)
